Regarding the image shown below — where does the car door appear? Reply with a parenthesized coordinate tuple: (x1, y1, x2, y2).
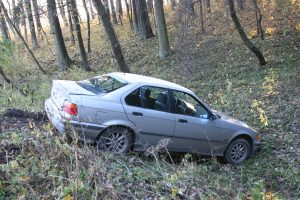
(170, 90, 221, 154)
(122, 85, 176, 148)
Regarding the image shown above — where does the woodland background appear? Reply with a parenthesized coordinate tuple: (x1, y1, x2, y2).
(0, 0, 299, 199)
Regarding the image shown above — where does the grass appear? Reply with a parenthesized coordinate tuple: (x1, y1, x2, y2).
(1, 4, 300, 199)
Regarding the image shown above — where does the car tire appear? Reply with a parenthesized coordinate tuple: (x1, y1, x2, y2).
(97, 126, 133, 153)
(224, 138, 250, 165)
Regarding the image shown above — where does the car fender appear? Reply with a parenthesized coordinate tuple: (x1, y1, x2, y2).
(101, 119, 137, 133)
(226, 130, 255, 150)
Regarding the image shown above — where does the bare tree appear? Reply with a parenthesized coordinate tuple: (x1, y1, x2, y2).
(82, 0, 91, 53)
(116, 0, 123, 25)
(253, 0, 264, 40)
(57, 0, 68, 26)
(228, 0, 267, 65)
(0, 6, 10, 39)
(132, 0, 138, 32)
(237, 0, 245, 10)
(154, 0, 170, 58)
(24, 0, 38, 48)
(147, 0, 153, 14)
(47, 0, 71, 70)
(199, 0, 204, 33)
(18, 0, 28, 42)
(12, 0, 21, 31)
(170, 0, 176, 10)
(205, 0, 211, 13)
(69, 0, 91, 71)
(88, 0, 95, 19)
(102, 0, 110, 18)
(31, 0, 42, 35)
(125, 0, 133, 29)
(135, 0, 154, 40)
(92, 0, 130, 73)
(109, 0, 118, 24)
(66, 0, 75, 43)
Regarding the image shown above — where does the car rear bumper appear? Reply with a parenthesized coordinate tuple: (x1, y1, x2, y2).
(45, 98, 65, 133)
(45, 98, 106, 142)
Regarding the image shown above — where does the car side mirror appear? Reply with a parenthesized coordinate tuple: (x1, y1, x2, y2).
(210, 113, 218, 120)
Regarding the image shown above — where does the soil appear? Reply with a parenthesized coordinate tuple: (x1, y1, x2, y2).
(0, 108, 49, 164)
(0, 108, 48, 132)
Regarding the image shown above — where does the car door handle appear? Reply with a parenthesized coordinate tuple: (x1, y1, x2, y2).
(132, 112, 143, 116)
(178, 119, 188, 123)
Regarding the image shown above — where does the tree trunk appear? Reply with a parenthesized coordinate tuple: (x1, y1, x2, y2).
(92, 0, 130, 73)
(82, 0, 91, 53)
(170, 0, 175, 10)
(199, 0, 204, 33)
(12, 0, 20, 31)
(147, 0, 153, 14)
(116, 0, 123, 25)
(237, 0, 244, 10)
(125, 0, 133, 30)
(69, 0, 90, 71)
(57, 0, 68, 26)
(0, 6, 10, 39)
(136, 0, 154, 40)
(88, 0, 95, 19)
(154, 0, 170, 58)
(228, 0, 267, 66)
(66, 0, 75, 43)
(187, 0, 195, 17)
(24, 0, 38, 49)
(31, 0, 42, 34)
(132, 0, 138, 33)
(252, 0, 264, 40)
(0, 64, 11, 84)
(102, 0, 110, 18)
(205, 0, 211, 13)
(0, 1, 46, 73)
(46, 0, 71, 71)
(18, 0, 28, 42)
(109, 0, 118, 24)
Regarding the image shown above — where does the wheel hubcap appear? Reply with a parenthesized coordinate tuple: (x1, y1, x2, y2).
(230, 143, 247, 163)
(103, 131, 128, 153)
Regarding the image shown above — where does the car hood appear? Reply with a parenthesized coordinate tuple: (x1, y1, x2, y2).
(214, 110, 252, 129)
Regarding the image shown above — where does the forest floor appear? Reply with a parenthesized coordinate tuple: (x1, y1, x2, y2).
(1, 7, 300, 199)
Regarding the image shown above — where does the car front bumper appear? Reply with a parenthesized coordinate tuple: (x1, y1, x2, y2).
(252, 141, 262, 155)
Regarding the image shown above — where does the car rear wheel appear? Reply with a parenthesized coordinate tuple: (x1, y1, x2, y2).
(224, 138, 250, 165)
(97, 127, 133, 153)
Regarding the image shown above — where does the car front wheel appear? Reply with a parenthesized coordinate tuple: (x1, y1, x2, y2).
(97, 126, 133, 153)
(224, 138, 250, 165)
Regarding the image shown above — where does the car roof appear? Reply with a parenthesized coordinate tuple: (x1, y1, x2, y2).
(108, 72, 192, 93)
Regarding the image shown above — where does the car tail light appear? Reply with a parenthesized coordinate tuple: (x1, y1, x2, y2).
(63, 101, 78, 116)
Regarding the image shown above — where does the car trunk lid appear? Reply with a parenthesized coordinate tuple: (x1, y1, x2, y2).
(51, 80, 95, 109)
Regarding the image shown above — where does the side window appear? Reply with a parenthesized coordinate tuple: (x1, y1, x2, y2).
(141, 86, 169, 112)
(125, 88, 141, 107)
(173, 91, 209, 119)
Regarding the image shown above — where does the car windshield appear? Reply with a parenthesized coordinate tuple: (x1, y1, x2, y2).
(77, 75, 127, 94)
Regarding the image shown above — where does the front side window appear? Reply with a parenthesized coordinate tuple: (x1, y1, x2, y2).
(172, 91, 209, 119)
(77, 75, 127, 94)
(125, 86, 170, 112)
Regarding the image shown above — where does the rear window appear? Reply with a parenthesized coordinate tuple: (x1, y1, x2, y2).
(77, 75, 127, 94)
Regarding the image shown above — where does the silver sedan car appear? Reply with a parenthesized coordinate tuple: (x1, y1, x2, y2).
(45, 72, 261, 165)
